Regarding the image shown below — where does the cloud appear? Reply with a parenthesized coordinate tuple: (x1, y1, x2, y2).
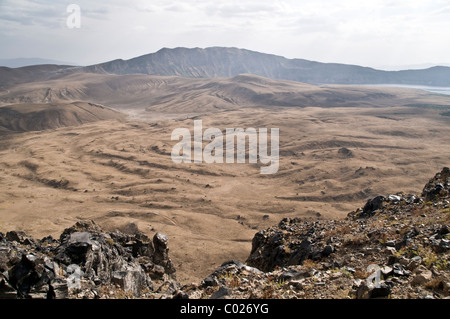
(0, 0, 65, 28)
(204, 1, 282, 18)
(0, 0, 449, 68)
(131, 25, 147, 32)
(164, 3, 193, 13)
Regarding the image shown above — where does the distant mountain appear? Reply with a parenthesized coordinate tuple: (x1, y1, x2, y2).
(2, 47, 450, 88)
(78, 47, 450, 87)
(376, 63, 450, 71)
(0, 58, 78, 68)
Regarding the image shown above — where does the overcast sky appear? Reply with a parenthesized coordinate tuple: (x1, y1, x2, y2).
(1, 0, 450, 69)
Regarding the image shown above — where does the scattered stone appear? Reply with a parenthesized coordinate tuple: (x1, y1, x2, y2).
(392, 263, 409, 277)
(361, 195, 386, 218)
(412, 266, 433, 286)
(278, 270, 306, 282)
(385, 240, 396, 247)
(407, 256, 422, 271)
(388, 195, 402, 202)
(210, 286, 231, 299)
(385, 247, 397, 256)
(202, 276, 218, 287)
(1, 168, 449, 299)
(6, 231, 35, 245)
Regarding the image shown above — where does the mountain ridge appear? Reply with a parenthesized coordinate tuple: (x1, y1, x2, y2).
(85, 47, 450, 86)
(2, 47, 450, 87)
(0, 58, 78, 68)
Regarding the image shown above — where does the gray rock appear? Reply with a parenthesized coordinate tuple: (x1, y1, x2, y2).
(144, 263, 165, 280)
(112, 263, 150, 297)
(153, 233, 176, 276)
(385, 247, 397, 256)
(432, 238, 450, 253)
(385, 240, 396, 247)
(392, 263, 409, 276)
(0, 221, 178, 299)
(411, 266, 432, 286)
(388, 195, 401, 202)
(6, 231, 35, 245)
(210, 286, 231, 299)
(202, 276, 218, 287)
(278, 270, 306, 282)
(156, 279, 180, 295)
(345, 267, 356, 274)
(407, 256, 422, 270)
(405, 195, 419, 204)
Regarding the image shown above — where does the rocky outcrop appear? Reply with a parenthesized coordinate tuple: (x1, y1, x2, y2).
(0, 221, 176, 299)
(245, 218, 340, 272)
(178, 168, 450, 299)
(422, 167, 450, 202)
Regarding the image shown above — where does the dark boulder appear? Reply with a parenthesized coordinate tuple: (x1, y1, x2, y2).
(361, 196, 386, 218)
(422, 167, 450, 201)
(338, 147, 354, 158)
(8, 254, 41, 298)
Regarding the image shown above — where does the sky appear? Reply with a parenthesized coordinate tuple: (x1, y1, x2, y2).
(1, 0, 450, 69)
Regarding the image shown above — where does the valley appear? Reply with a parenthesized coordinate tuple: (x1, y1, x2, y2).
(1, 48, 450, 284)
(1, 101, 449, 283)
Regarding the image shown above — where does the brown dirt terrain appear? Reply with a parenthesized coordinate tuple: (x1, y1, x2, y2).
(0, 74, 449, 284)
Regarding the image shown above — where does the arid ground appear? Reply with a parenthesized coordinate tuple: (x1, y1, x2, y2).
(1, 73, 450, 283)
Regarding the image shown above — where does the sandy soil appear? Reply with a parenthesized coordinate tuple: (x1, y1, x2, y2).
(1, 103, 449, 284)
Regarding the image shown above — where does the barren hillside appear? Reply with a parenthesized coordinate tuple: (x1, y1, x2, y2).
(0, 101, 125, 133)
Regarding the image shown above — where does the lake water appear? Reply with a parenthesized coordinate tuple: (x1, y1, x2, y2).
(366, 84, 450, 96)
